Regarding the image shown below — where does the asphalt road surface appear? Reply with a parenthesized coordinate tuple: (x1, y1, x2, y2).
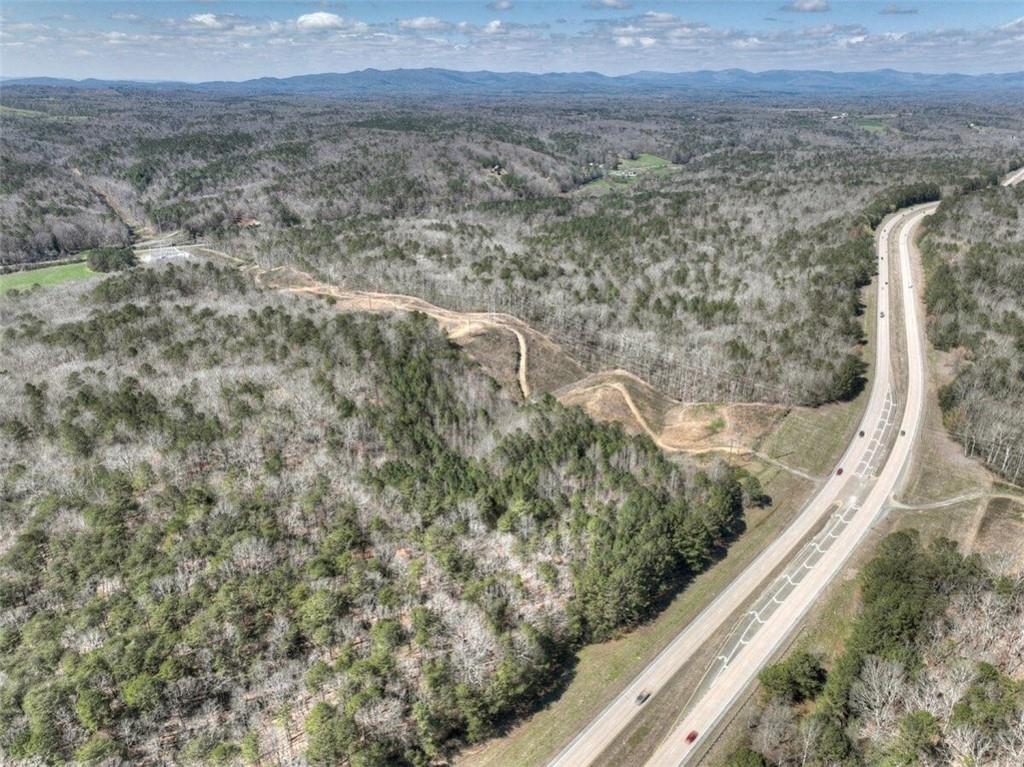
(1005, 166, 1024, 187)
(549, 202, 937, 767)
(643, 202, 935, 767)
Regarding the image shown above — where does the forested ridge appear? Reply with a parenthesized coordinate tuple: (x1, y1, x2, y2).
(3, 88, 1022, 405)
(920, 180, 1024, 483)
(0, 264, 758, 765)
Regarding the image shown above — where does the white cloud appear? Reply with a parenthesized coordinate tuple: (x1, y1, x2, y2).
(880, 4, 918, 14)
(641, 12, 679, 25)
(488, 1, 514, 10)
(732, 36, 766, 50)
(781, 0, 830, 12)
(102, 31, 130, 45)
(3, 21, 47, 33)
(456, 18, 522, 37)
(189, 13, 228, 30)
(296, 12, 347, 31)
(399, 17, 451, 32)
(615, 35, 655, 47)
(111, 12, 142, 22)
(586, 0, 632, 10)
(4, 1, 1024, 80)
(605, 13, 718, 45)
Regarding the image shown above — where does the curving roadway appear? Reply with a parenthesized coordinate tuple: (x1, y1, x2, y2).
(643, 201, 936, 767)
(549, 200, 938, 767)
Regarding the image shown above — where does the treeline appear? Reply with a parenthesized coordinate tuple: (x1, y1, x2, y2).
(85, 246, 136, 272)
(920, 181, 1024, 483)
(860, 183, 941, 228)
(0, 263, 754, 766)
(733, 531, 1024, 766)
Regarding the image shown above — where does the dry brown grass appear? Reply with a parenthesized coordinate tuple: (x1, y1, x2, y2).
(447, 325, 524, 400)
(971, 497, 1024, 566)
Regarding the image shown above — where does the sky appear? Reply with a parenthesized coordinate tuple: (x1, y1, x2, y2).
(1, 1, 1023, 81)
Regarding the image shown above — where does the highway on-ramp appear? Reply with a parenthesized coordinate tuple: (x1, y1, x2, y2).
(549, 201, 938, 767)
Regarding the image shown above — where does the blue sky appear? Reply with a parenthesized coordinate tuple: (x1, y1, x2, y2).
(1, 1, 1023, 80)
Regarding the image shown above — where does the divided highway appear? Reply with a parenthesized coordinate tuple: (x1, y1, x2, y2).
(549, 202, 938, 767)
(644, 203, 936, 767)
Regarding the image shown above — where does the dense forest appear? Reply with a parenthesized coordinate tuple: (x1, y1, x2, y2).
(2, 87, 1022, 405)
(2, 84, 1022, 767)
(732, 531, 1024, 766)
(0, 264, 758, 765)
(920, 181, 1024, 484)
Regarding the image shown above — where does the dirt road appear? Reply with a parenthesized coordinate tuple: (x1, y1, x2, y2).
(201, 262, 783, 455)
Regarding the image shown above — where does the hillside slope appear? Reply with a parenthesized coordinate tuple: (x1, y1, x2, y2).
(0, 263, 757, 766)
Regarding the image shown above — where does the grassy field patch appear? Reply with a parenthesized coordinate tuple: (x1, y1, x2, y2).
(759, 403, 860, 477)
(618, 153, 671, 171)
(0, 262, 95, 294)
(0, 105, 51, 119)
(581, 153, 676, 193)
(0, 105, 89, 122)
(856, 118, 888, 133)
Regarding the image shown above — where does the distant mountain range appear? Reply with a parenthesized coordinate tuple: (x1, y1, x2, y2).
(4, 68, 1024, 97)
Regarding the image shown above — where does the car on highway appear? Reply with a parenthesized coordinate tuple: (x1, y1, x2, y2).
(859, 430, 865, 437)
(880, 312, 885, 318)
(635, 691, 651, 705)
(836, 468, 844, 475)
(686, 731, 699, 744)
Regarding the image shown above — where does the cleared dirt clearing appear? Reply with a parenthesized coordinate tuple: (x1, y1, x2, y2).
(252, 263, 785, 456)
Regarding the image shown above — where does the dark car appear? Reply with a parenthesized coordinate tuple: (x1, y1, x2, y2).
(635, 691, 651, 705)
(836, 468, 844, 476)
(859, 430, 865, 437)
(686, 730, 699, 744)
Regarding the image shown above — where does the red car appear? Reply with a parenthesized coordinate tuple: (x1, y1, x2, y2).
(686, 731, 699, 744)
(836, 468, 844, 476)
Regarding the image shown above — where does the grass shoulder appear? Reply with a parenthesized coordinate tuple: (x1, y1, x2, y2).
(458, 462, 815, 767)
